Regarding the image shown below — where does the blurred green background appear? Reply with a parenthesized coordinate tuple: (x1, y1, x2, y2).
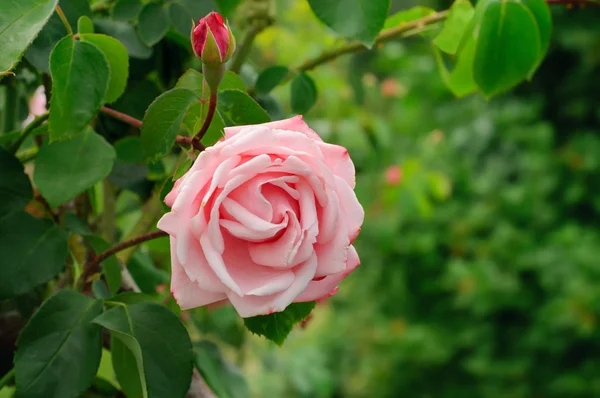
(212, 2, 600, 397)
(3, 0, 599, 396)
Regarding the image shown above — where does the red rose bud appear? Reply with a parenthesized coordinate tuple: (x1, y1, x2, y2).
(191, 12, 235, 65)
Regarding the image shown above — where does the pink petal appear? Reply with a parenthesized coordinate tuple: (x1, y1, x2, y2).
(227, 253, 318, 317)
(224, 115, 322, 141)
(221, 233, 295, 296)
(200, 232, 242, 295)
(248, 210, 300, 267)
(316, 188, 339, 244)
(169, 239, 227, 310)
(314, 213, 349, 277)
(183, 238, 227, 293)
(157, 212, 180, 237)
(220, 128, 319, 159)
(205, 13, 229, 59)
(222, 198, 285, 237)
(318, 142, 356, 188)
(334, 175, 364, 242)
(295, 245, 360, 303)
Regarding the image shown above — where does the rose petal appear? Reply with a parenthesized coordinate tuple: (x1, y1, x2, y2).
(157, 212, 180, 237)
(200, 232, 242, 295)
(227, 253, 318, 317)
(221, 128, 319, 159)
(314, 213, 349, 277)
(222, 198, 285, 236)
(221, 233, 295, 296)
(200, 155, 241, 207)
(295, 245, 360, 303)
(184, 238, 227, 292)
(248, 210, 301, 268)
(224, 115, 322, 141)
(316, 188, 339, 244)
(334, 175, 364, 242)
(318, 142, 356, 188)
(169, 239, 227, 309)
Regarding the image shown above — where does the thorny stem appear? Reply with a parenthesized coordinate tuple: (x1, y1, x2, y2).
(297, 11, 448, 72)
(35, 193, 59, 223)
(56, 5, 73, 36)
(10, 112, 49, 154)
(99, 106, 205, 150)
(92, 230, 167, 267)
(100, 106, 142, 128)
(191, 92, 217, 149)
(77, 230, 167, 290)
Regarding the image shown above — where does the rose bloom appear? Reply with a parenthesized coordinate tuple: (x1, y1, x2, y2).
(385, 165, 402, 185)
(158, 116, 364, 317)
(23, 86, 47, 126)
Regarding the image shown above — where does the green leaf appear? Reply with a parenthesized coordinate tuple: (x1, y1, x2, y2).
(24, 0, 91, 73)
(0, 0, 58, 73)
(94, 18, 152, 59)
(434, 35, 478, 97)
(169, 2, 193, 36)
(201, 110, 226, 147)
(521, 0, 551, 71)
(307, 0, 390, 47)
(87, 236, 122, 296)
(0, 211, 68, 299)
(217, 89, 271, 126)
(220, 71, 247, 91)
(243, 302, 316, 346)
(290, 72, 318, 114)
(193, 306, 246, 348)
(433, 0, 475, 55)
(176, 69, 245, 95)
(0, 147, 32, 214)
(112, 0, 142, 21)
(80, 34, 130, 103)
(214, 0, 243, 17)
(34, 127, 116, 208)
(472, 0, 541, 97)
(127, 251, 169, 294)
(176, 69, 205, 95)
(109, 291, 155, 305)
(14, 290, 103, 398)
(383, 6, 435, 29)
(48, 36, 110, 141)
(92, 280, 111, 299)
(114, 136, 145, 163)
(111, 336, 145, 398)
(24, 13, 65, 73)
(255, 66, 289, 95)
(77, 16, 94, 34)
(141, 88, 200, 159)
(137, 3, 170, 46)
(93, 302, 194, 398)
(194, 341, 249, 398)
(62, 213, 92, 236)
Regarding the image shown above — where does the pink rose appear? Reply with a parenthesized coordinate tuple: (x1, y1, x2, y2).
(158, 116, 364, 317)
(22, 86, 47, 126)
(385, 165, 402, 185)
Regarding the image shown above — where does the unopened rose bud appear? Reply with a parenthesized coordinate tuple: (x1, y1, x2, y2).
(191, 12, 235, 66)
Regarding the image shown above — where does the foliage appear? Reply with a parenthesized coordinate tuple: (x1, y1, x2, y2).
(0, 0, 597, 397)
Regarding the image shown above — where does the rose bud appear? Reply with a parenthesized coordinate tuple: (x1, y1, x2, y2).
(158, 116, 364, 318)
(191, 11, 235, 65)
